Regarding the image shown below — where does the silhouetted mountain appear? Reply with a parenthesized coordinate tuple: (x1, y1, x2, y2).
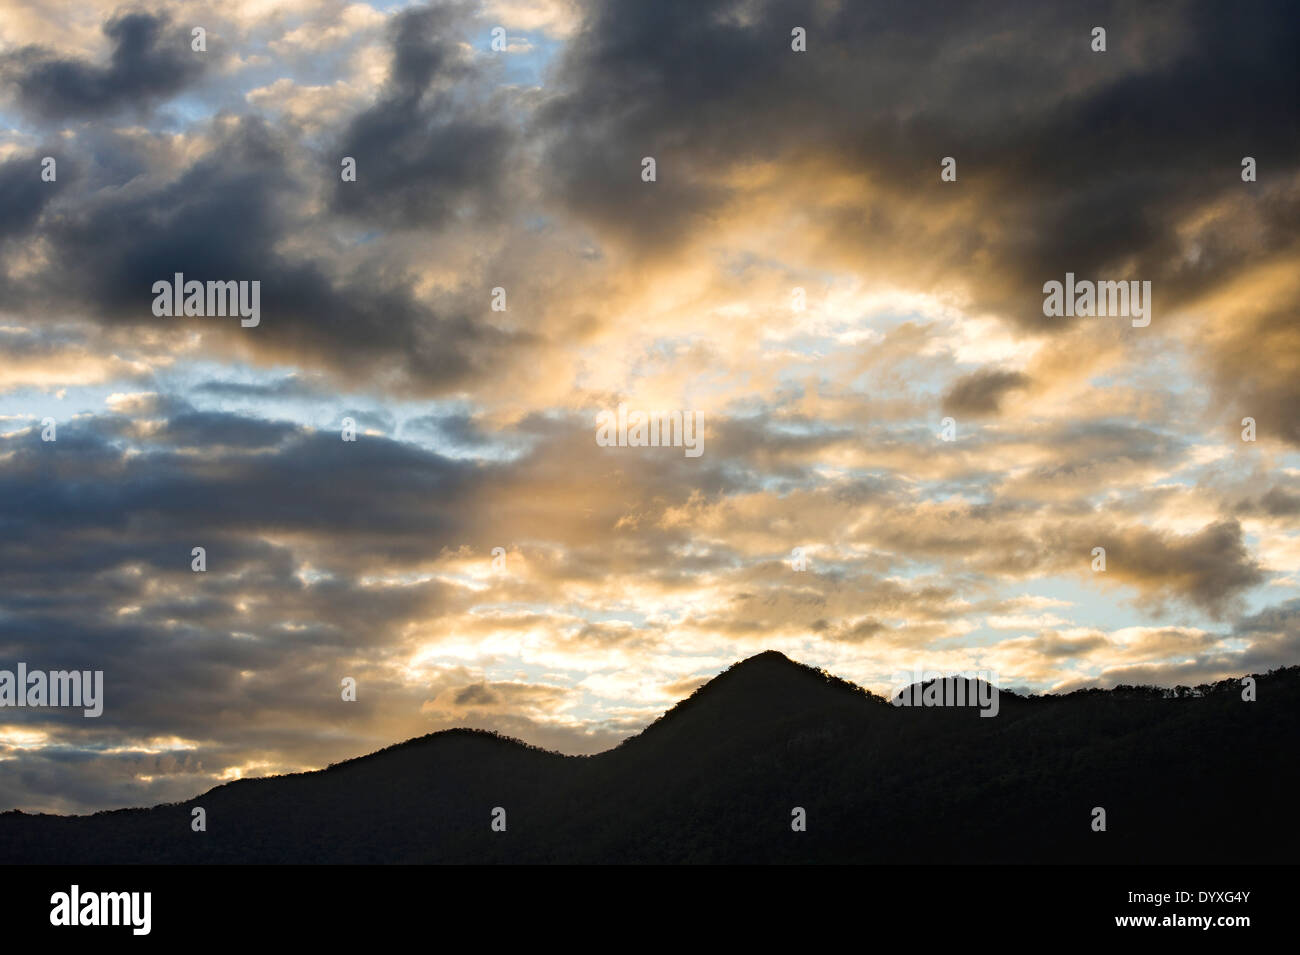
(2, 652, 1297, 863)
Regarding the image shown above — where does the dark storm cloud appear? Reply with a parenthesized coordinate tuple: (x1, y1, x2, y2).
(0, 151, 70, 239)
(1, 12, 208, 119)
(0, 5, 550, 398)
(453, 683, 498, 705)
(1234, 485, 1300, 518)
(542, 0, 1299, 298)
(330, 4, 519, 230)
(0, 403, 727, 619)
(1234, 597, 1300, 637)
(153, 410, 298, 449)
(942, 369, 1030, 416)
(0, 407, 481, 570)
(0, 114, 523, 392)
(1022, 630, 1111, 659)
(0, 131, 165, 251)
(823, 617, 888, 644)
(0, 0, 1291, 419)
(539, 0, 1300, 429)
(1259, 488, 1300, 516)
(1072, 518, 1265, 619)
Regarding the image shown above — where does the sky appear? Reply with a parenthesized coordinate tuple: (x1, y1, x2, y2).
(0, 0, 1297, 813)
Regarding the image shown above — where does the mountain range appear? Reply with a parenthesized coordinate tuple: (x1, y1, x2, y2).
(2, 651, 1296, 864)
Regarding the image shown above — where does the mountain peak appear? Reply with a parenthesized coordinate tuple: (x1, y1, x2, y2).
(731, 649, 798, 668)
(617, 650, 882, 753)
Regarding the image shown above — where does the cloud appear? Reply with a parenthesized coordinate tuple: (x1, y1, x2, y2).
(453, 683, 498, 705)
(942, 369, 1030, 416)
(0, 151, 67, 239)
(0, 113, 528, 395)
(329, 4, 521, 231)
(1085, 519, 1265, 619)
(1, 12, 208, 119)
(536, 0, 1300, 423)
